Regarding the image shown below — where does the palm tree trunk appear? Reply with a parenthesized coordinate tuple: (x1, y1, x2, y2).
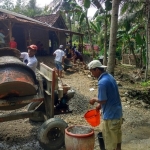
(107, 0, 120, 75)
(145, 0, 150, 81)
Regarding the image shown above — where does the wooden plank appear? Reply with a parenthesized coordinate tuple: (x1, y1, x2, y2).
(45, 90, 51, 96)
(40, 63, 55, 119)
(44, 91, 54, 118)
(38, 71, 52, 81)
(40, 63, 53, 80)
(0, 95, 44, 107)
(0, 111, 42, 122)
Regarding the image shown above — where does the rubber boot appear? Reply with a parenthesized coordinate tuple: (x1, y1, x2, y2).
(97, 132, 105, 150)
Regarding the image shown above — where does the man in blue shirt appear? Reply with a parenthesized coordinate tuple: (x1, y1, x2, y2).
(88, 60, 123, 150)
(70, 48, 86, 66)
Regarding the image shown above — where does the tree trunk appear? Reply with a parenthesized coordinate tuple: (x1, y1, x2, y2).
(145, 0, 150, 81)
(107, 0, 120, 75)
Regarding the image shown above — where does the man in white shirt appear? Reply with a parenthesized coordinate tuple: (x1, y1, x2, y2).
(20, 44, 38, 72)
(53, 45, 65, 78)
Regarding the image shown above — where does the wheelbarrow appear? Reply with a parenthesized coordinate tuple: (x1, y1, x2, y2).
(63, 58, 72, 71)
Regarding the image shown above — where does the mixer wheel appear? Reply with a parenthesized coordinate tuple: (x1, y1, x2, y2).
(38, 118, 68, 150)
(28, 102, 45, 122)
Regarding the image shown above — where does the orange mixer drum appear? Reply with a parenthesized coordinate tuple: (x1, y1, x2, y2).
(0, 55, 37, 99)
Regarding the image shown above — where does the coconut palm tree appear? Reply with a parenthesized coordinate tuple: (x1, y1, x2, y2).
(119, 0, 149, 79)
(107, 0, 121, 75)
(23, 0, 42, 17)
(0, 0, 14, 10)
(92, 0, 112, 65)
(104, 0, 144, 74)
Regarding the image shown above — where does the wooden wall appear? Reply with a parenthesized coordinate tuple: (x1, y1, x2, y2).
(122, 54, 141, 65)
(30, 28, 49, 53)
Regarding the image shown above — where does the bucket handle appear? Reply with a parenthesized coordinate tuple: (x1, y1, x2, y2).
(88, 104, 99, 114)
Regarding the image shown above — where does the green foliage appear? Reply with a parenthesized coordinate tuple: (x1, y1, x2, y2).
(13, 0, 26, 14)
(0, 0, 14, 10)
(83, 50, 91, 57)
(141, 81, 150, 87)
(84, 0, 90, 9)
(90, 21, 100, 32)
(105, 0, 112, 11)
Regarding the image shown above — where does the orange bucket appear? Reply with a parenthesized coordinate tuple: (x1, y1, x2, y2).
(84, 109, 100, 127)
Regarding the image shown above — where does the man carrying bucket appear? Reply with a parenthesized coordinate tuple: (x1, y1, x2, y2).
(88, 60, 123, 150)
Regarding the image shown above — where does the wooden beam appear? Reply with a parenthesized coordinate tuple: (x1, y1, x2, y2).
(1, 21, 9, 29)
(0, 111, 43, 122)
(27, 26, 32, 45)
(58, 31, 60, 45)
(8, 20, 12, 41)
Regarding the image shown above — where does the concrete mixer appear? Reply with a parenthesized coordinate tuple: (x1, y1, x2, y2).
(0, 47, 75, 150)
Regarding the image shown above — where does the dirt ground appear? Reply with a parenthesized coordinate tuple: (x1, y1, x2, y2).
(0, 56, 150, 150)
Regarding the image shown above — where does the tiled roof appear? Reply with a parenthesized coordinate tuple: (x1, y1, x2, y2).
(34, 13, 67, 29)
(0, 8, 83, 35)
(34, 14, 59, 26)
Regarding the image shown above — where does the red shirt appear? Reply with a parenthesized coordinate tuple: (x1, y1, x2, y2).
(9, 41, 17, 48)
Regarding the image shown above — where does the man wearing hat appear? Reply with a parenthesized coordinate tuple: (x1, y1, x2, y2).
(53, 45, 65, 78)
(88, 60, 123, 150)
(20, 44, 38, 72)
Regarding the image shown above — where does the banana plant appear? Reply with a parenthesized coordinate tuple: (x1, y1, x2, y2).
(119, 0, 150, 80)
(50, 0, 82, 44)
(92, 0, 112, 65)
(76, 0, 95, 57)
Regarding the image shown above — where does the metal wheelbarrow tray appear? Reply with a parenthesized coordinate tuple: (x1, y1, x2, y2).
(64, 58, 72, 71)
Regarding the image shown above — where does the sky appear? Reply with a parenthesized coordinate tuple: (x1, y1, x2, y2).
(13, 0, 97, 17)
(36, 0, 52, 7)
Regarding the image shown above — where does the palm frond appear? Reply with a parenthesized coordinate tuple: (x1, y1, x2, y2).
(119, 8, 144, 26)
(120, 0, 144, 16)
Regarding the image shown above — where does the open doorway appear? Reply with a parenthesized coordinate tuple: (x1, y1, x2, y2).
(12, 26, 26, 52)
(49, 31, 59, 55)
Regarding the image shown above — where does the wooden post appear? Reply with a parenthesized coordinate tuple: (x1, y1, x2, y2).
(70, 33, 72, 46)
(58, 31, 60, 46)
(28, 27, 32, 45)
(81, 35, 83, 54)
(8, 21, 12, 41)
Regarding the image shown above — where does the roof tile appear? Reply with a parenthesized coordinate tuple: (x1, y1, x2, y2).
(34, 13, 60, 27)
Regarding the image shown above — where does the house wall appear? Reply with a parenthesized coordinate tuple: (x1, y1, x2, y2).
(59, 32, 66, 47)
(53, 17, 67, 47)
(30, 28, 49, 54)
(49, 31, 59, 55)
(0, 22, 10, 46)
